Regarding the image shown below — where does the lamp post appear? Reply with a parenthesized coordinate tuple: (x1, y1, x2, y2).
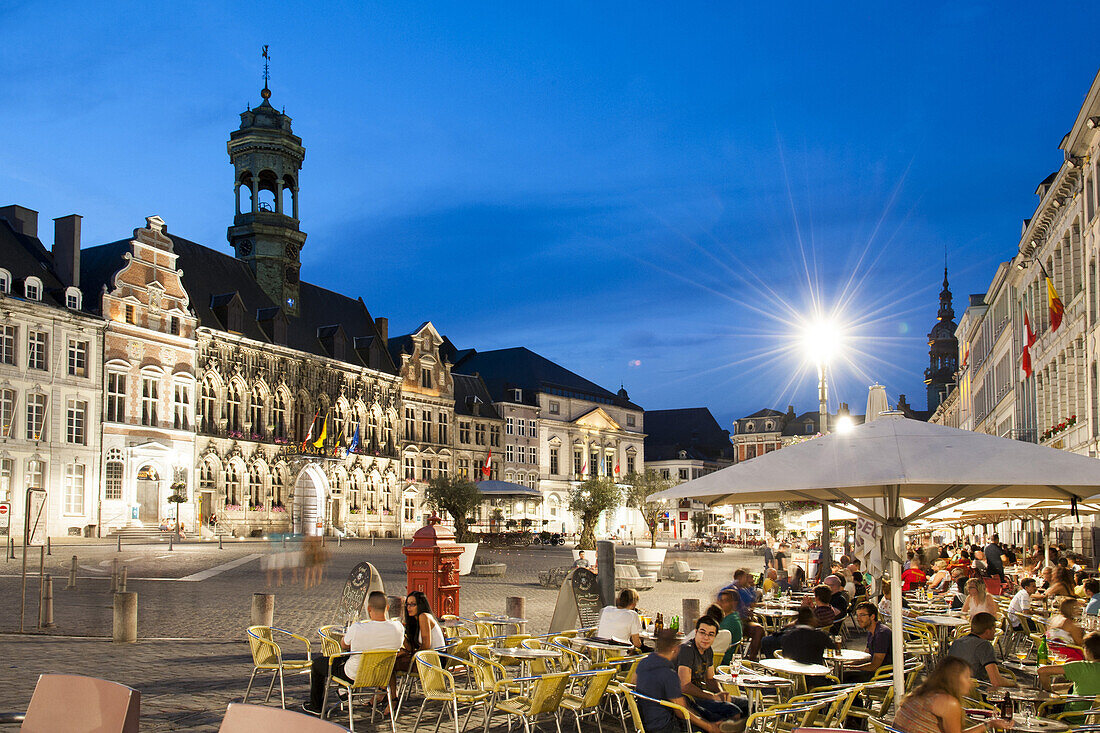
(802, 316, 842, 580)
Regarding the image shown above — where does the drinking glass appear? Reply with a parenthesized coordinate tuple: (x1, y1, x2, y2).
(731, 653, 743, 676)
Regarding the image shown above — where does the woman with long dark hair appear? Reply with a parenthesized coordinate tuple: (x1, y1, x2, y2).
(395, 591, 446, 672)
(894, 656, 1010, 733)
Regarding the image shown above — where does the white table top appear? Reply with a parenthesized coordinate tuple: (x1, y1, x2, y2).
(492, 647, 562, 659)
(917, 614, 969, 626)
(757, 658, 831, 676)
(571, 638, 632, 651)
(825, 649, 871, 663)
(715, 672, 792, 686)
(755, 609, 798, 617)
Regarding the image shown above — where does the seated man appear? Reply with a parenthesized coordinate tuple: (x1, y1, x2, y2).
(824, 575, 850, 619)
(597, 588, 643, 649)
(715, 590, 744, 664)
(677, 616, 748, 728)
(780, 607, 832, 665)
(809, 585, 837, 629)
(846, 602, 891, 683)
(635, 630, 742, 733)
(1008, 578, 1037, 629)
(1084, 578, 1100, 616)
(901, 562, 928, 592)
(947, 611, 1014, 687)
(305, 591, 404, 715)
(572, 550, 591, 569)
(1039, 631, 1100, 712)
(720, 569, 764, 659)
(761, 568, 780, 594)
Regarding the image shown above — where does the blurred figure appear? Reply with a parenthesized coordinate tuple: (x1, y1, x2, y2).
(303, 535, 328, 589)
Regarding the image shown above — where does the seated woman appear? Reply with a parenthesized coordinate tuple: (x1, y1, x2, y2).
(1046, 598, 1086, 661)
(396, 591, 446, 676)
(894, 656, 1010, 733)
(1046, 567, 1077, 599)
(928, 559, 952, 593)
(961, 578, 999, 619)
(1039, 631, 1100, 712)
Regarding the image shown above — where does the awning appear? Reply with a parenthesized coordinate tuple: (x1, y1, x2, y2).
(476, 480, 543, 499)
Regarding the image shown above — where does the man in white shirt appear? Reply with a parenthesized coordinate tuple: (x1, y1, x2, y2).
(305, 591, 404, 715)
(1008, 578, 1037, 630)
(596, 588, 643, 649)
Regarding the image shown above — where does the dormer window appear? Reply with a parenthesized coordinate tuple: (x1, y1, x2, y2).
(745, 422, 755, 433)
(24, 277, 42, 301)
(0, 269, 10, 294)
(805, 423, 814, 434)
(510, 388, 523, 402)
(65, 287, 81, 310)
(765, 420, 774, 430)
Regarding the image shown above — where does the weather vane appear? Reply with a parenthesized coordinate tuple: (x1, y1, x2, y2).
(261, 45, 271, 99)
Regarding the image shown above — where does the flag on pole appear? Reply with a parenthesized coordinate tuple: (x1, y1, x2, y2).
(312, 412, 328, 448)
(481, 451, 492, 478)
(1022, 310, 1037, 378)
(614, 461, 620, 475)
(346, 425, 360, 457)
(581, 459, 587, 476)
(1047, 277, 1064, 332)
(301, 409, 319, 450)
(331, 420, 346, 457)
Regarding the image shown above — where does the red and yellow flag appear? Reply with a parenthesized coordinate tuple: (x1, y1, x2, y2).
(1047, 277, 1064, 332)
(1022, 310, 1036, 378)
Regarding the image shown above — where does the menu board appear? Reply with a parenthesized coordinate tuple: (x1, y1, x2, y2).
(334, 561, 383, 626)
(571, 567, 603, 629)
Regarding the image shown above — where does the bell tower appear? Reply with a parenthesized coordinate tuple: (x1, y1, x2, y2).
(226, 53, 307, 316)
(924, 267, 959, 412)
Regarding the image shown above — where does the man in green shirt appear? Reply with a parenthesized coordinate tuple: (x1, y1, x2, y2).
(1039, 631, 1100, 711)
(715, 589, 744, 664)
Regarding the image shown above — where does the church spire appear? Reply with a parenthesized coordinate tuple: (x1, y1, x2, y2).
(938, 267, 955, 323)
(925, 265, 959, 413)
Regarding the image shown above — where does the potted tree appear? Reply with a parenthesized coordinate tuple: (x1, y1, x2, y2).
(423, 475, 484, 575)
(568, 477, 621, 559)
(624, 470, 672, 576)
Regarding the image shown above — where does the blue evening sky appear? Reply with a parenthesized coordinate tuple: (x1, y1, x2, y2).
(4, 2, 1100, 430)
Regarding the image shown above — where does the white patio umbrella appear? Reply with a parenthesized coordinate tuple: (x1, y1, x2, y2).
(649, 412, 1100, 695)
(959, 499, 1100, 571)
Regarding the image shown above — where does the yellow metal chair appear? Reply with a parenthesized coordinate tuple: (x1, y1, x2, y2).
(560, 668, 617, 733)
(624, 687, 696, 733)
(605, 656, 645, 730)
(744, 699, 829, 733)
(320, 648, 399, 733)
(486, 671, 571, 733)
(317, 626, 344, 659)
(245, 625, 313, 709)
(550, 638, 592, 672)
(412, 650, 493, 733)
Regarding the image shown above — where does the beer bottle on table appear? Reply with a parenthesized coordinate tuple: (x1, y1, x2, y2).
(654, 613, 663, 636)
(1037, 637, 1050, 664)
(999, 691, 1013, 721)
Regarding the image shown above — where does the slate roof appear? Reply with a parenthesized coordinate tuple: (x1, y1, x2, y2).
(452, 347, 642, 411)
(0, 217, 89, 312)
(736, 408, 785, 421)
(79, 233, 396, 373)
(452, 373, 501, 419)
(644, 407, 732, 462)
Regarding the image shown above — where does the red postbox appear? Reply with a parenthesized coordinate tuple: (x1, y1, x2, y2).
(403, 516, 464, 617)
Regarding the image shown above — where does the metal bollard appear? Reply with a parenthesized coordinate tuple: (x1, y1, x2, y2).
(337, 536, 342, 548)
(682, 598, 701, 624)
(218, 535, 223, 550)
(67, 555, 77, 589)
(9, 537, 14, 560)
(251, 592, 275, 627)
(120, 566, 128, 593)
(168, 534, 173, 551)
(46, 537, 51, 556)
(113, 592, 137, 643)
(117, 535, 122, 552)
(40, 574, 54, 628)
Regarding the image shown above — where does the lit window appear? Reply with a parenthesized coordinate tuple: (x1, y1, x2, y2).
(0, 457, 11, 501)
(26, 459, 44, 489)
(64, 463, 85, 514)
(107, 372, 127, 422)
(67, 339, 88, 377)
(141, 376, 159, 427)
(0, 388, 14, 437)
(66, 399, 86, 444)
(174, 382, 191, 431)
(25, 392, 47, 440)
(105, 450, 124, 500)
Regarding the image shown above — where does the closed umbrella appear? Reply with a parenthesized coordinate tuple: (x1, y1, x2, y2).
(649, 412, 1100, 695)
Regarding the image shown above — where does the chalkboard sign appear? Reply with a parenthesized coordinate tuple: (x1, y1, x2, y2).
(571, 567, 603, 629)
(334, 561, 384, 627)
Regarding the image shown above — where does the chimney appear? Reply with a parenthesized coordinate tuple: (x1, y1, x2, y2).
(53, 215, 82, 288)
(375, 317, 388, 345)
(0, 205, 39, 238)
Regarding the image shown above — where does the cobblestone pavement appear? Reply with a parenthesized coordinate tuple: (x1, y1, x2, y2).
(0, 543, 763, 730)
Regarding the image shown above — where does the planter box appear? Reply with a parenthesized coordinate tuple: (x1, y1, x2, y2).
(635, 547, 667, 579)
(457, 542, 479, 576)
(470, 563, 506, 577)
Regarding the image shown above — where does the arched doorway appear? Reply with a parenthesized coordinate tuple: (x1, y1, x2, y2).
(292, 463, 328, 536)
(136, 464, 161, 524)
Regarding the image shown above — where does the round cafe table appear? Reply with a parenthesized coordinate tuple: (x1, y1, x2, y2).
(569, 637, 633, 664)
(757, 657, 831, 692)
(917, 614, 969, 654)
(1003, 716, 1070, 733)
(491, 646, 562, 676)
(824, 648, 870, 678)
(984, 688, 1055, 703)
(755, 609, 798, 633)
(715, 671, 793, 714)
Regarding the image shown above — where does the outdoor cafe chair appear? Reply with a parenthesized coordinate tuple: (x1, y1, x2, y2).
(826, 681, 893, 724)
(744, 699, 830, 733)
(867, 717, 908, 733)
(317, 625, 344, 658)
(604, 656, 645, 730)
(320, 648, 399, 733)
(0, 673, 140, 732)
(549, 639, 592, 672)
(218, 702, 347, 732)
(484, 671, 571, 733)
(413, 650, 493, 733)
(245, 625, 313, 709)
(560, 668, 618, 733)
(624, 687, 695, 733)
(786, 685, 864, 728)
